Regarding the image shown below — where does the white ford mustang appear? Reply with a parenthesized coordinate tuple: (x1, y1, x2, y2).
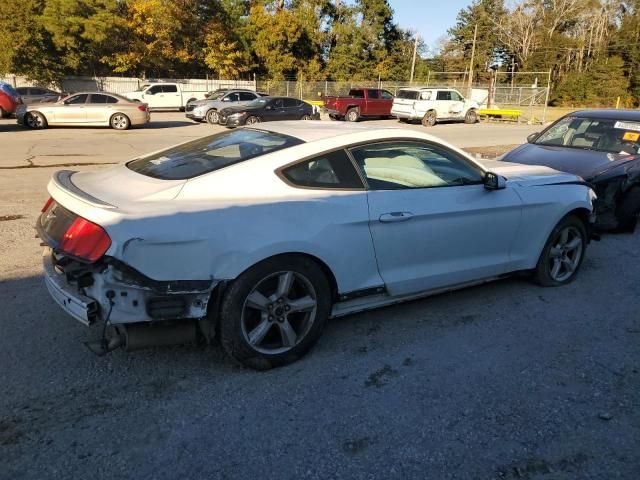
(38, 122, 596, 368)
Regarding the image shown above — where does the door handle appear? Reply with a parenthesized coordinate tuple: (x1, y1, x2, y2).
(379, 212, 414, 223)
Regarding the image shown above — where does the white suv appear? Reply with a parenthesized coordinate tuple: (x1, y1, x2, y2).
(391, 88, 479, 127)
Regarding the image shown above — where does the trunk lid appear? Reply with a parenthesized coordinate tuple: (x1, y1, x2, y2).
(52, 165, 186, 210)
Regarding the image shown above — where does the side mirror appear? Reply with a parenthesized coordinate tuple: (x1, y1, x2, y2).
(484, 172, 506, 190)
(527, 132, 540, 143)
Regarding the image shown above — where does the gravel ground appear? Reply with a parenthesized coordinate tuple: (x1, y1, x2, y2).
(0, 119, 639, 479)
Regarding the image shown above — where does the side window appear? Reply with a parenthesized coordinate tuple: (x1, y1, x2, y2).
(147, 85, 162, 94)
(281, 150, 364, 189)
(31, 88, 44, 95)
(16, 87, 28, 95)
(349, 141, 483, 190)
(66, 94, 88, 104)
(239, 92, 257, 101)
(224, 92, 240, 102)
(271, 99, 284, 109)
(450, 91, 463, 101)
(367, 89, 380, 99)
(88, 94, 110, 104)
(381, 90, 394, 100)
(420, 91, 433, 100)
(349, 89, 365, 99)
(283, 98, 299, 108)
(436, 91, 452, 101)
(162, 85, 178, 93)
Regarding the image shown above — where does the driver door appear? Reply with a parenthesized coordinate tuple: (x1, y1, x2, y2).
(349, 140, 523, 296)
(55, 94, 88, 123)
(262, 99, 286, 121)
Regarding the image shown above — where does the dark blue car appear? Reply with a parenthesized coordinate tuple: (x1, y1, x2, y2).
(502, 110, 640, 231)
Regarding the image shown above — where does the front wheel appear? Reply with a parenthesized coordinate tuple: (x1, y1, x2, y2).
(533, 215, 587, 286)
(25, 112, 47, 129)
(218, 255, 332, 370)
(464, 109, 478, 124)
(421, 110, 437, 127)
(206, 109, 219, 125)
(245, 115, 260, 125)
(110, 113, 130, 130)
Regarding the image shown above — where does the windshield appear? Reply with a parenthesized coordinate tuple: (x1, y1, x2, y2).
(535, 116, 640, 155)
(208, 91, 227, 100)
(127, 129, 303, 180)
(136, 84, 150, 92)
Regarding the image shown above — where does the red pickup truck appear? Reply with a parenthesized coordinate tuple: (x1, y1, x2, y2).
(323, 88, 395, 122)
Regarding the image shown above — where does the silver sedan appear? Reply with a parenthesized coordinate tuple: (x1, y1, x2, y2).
(17, 92, 150, 130)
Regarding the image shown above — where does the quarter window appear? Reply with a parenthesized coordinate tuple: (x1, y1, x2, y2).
(349, 141, 483, 190)
(281, 150, 364, 189)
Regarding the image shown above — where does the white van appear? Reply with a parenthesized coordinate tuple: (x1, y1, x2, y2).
(391, 88, 479, 127)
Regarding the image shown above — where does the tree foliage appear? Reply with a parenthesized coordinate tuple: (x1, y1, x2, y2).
(1, 0, 638, 105)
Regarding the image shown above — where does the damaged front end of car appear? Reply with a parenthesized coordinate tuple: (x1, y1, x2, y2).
(589, 159, 640, 231)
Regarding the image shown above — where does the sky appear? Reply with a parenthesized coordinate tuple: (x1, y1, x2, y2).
(389, 0, 471, 52)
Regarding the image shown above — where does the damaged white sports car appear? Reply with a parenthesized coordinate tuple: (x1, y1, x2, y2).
(38, 122, 596, 369)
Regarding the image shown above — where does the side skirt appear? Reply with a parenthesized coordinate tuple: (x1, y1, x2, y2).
(330, 274, 512, 319)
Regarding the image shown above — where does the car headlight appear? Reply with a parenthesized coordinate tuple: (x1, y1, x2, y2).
(228, 112, 246, 118)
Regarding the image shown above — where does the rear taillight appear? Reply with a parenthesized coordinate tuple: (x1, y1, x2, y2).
(41, 197, 54, 212)
(137, 104, 147, 112)
(59, 217, 111, 263)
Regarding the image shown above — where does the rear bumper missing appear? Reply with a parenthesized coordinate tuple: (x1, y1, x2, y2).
(41, 248, 217, 326)
(42, 249, 99, 325)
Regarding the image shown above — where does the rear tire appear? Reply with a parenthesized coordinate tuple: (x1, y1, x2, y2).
(301, 114, 313, 120)
(218, 255, 332, 370)
(421, 110, 437, 127)
(25, 112, 47, 129)
(110, 113, 130, 130)
(533, 215, 587, 287)
(616, 186, 640, 232)
(0, 107, 7, 118)
(346, 108, 359, 122)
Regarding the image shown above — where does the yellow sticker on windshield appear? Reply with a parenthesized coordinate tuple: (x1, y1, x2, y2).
(623, 131, 640, 142)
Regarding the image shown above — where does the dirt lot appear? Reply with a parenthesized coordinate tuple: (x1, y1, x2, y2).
(1, 114, 639, 479)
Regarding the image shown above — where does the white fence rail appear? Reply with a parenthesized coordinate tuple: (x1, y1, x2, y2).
(1, 75, 257, 94)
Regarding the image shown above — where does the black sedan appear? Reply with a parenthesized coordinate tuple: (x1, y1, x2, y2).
(502, 110, 640, 231)
(218, 97, 317, 128)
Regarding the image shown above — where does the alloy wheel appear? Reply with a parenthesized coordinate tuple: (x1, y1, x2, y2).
(548, 226, 583, 282)
(26, 113, 44, 128)
(240, 271, 318, 355)
(246, 116, 260, 124)
(111, 114, 129, 130)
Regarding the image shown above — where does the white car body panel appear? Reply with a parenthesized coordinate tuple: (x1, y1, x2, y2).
(43, 122, 595, 324)
(123, 83, 207, 109)
(391, 88, 479, 122)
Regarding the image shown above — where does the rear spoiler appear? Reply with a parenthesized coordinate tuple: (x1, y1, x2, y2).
(52, 170, 115, 209)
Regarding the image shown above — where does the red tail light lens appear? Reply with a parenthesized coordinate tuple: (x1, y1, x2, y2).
(59, 217, 111, 263)
(137, 104, 147, 112)
(41, 197, 54, 212)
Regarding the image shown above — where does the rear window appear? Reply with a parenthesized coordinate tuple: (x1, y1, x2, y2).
(396, 90, 420, 100)
(127, 129, 303, 180)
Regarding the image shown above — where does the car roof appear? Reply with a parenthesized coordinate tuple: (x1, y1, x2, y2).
(569, 109, 640, 121)
(252, 121, 416, 143)
(66, 92, 132, 101)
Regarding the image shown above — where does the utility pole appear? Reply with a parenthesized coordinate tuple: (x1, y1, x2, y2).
(410, 33, 419, 84)
(467, 23, 478, 98)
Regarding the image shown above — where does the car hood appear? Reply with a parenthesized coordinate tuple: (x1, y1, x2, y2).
(502, 143, 639, 180)
(188, 99, 217, 107)
(480, 160, 584, 186)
